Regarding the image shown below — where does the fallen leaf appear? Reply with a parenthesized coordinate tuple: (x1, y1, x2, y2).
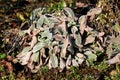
(30, 35, 37, 49)
(37, 15, 44, 29)
(53, 34, 64, 41)
(50, 54, 58, 68)
(27, 53, 34, 70)
(87, 7, 102, 16)
(60, 36, 69, 58)
(79, 15, 87, 34)
(106, 53, 120, 65)
(53, 46, 60, 55)
(109, 36, 120, 44)
(66, 55, 72, 69)
(40, 48, 46, 58)
(84, 26, 93, 32)
(63, 7, 75, 19)
(98, 32, 105, 37)
(84, 35, 95, 45)
(19, 51, 33, 65)
(72, 59, 79, 67)
(6, 62, 13, 72)
(60, 58, 66, 72)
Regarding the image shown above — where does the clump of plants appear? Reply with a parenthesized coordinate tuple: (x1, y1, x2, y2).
(13, 7, 106, 73)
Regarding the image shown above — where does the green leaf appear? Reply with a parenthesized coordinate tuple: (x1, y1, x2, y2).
(84, 50, 97, 62)
(50, 54, 58, 68)
(30, 7, 44, 20)
(33, 42, 46, 53)
(44, 15, 51, 26)
(21, 46, 31, 54)
(112, 22, 120, 34)
(37, 15, 44, 29)
(0, 53, 6, 60)
(75, 33, 82, 46)
(64, 7, 75, 19)
(40, 29, 52, 40)
(33, 51, 39, 62)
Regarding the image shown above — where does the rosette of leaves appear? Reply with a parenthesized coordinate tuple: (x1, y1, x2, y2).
(14, 7, 103, 73)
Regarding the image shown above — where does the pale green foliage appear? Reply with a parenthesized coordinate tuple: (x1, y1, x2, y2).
(15, 7, 103, 73)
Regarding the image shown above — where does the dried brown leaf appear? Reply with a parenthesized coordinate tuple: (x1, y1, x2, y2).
(53, 34, 64, 41)
(79, 15, 87, 34)
(87, 7, 102, 16)
(60, 36, 69, 58)
(109, 36, 120, 44)
(98, 32, 105, 37)
(30, 36, 37, 49)
(66, 55, 72, 69)
(27, 54, 34, 70)
(84, 26, 93, 32)
(19, 51, 33, 65)
(106, 53, 120, 65)
(72, 59, 79, 67)
(6, 62, 13, 72)
(53, 46, 60, 55)
(60, 58, 66, 72)
(40, 48, 46, 58)
(84, 35, 95, 45)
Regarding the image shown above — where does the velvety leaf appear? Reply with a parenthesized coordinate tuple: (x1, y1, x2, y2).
(49, 17, 60, 23)
(37, 15, 44, 29)
(84, 50, 97, 62)
(50, 54, 58, 68)
(21, 46, 31, 54)
(63, 7, 75, 19)
(30, 7, 44, 20)
(33, 42, 46, 53)
(44, 15, 51, 26)
(40, 29, 52, 40)
(58, 19, 67, 35)
(33, 51, 39, 62)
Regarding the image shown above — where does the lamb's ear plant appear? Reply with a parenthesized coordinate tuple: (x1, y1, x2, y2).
(14, 6, 103, 73)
